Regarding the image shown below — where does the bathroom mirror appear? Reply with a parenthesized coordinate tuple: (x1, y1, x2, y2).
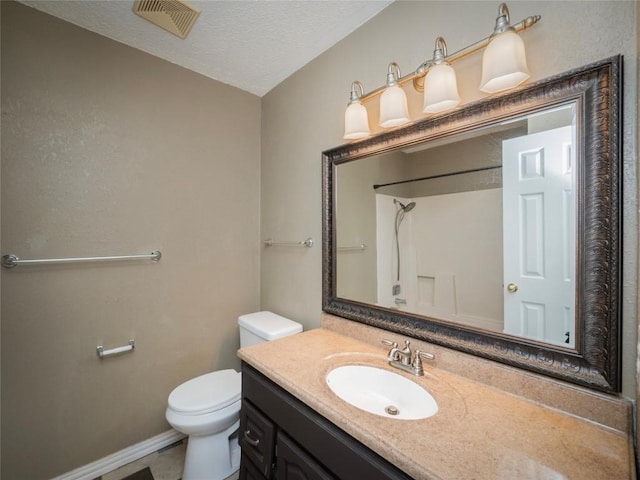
(322, 57, 621, 392)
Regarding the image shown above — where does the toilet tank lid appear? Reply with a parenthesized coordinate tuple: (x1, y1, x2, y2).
(238, 311, 302, 340)
(168, 369, 241, 414)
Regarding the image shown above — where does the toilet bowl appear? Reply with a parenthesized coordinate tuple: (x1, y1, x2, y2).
(166, 311, 302, 480)
(166, 369, 241, 480)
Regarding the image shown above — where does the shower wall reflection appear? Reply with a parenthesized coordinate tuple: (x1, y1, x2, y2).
(376, 191, 503, 331)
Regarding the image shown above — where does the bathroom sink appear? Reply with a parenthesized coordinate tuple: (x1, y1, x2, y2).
(325, 365, 438, 420)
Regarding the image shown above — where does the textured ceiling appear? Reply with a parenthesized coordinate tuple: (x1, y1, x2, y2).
(20, 0, 393, 97)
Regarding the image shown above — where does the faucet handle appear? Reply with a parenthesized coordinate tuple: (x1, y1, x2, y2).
(381, 339, 398, 348)
(416, 350, 435, 361)
(412, 349, 435, 376)
(382, 339, 399, 362)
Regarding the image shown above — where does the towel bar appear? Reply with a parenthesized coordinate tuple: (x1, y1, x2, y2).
(97, 340, 135, 359)
(263, 238, 313, 248)
(2, 251, 161, 269)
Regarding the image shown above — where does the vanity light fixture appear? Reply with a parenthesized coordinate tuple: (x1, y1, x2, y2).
(379, 62, 410, 128)
(479, 3, 530, 93)
(423, 37, 461, 114)
(343, 81, 371, 140)
(342, 2, 540, 140)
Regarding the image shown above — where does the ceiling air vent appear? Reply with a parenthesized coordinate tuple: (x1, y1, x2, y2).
(133, 0, 201, 39)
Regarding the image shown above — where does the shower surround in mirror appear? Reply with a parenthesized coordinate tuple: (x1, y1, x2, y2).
(336, 105, 575, 348)
(374, 191, 503, 331)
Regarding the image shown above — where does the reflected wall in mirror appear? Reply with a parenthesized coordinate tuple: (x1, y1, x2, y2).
(323, 57, 621, 392)
(336, 104, 576, 349)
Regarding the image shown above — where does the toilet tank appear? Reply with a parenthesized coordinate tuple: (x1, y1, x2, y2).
(238, 311, 303, 348)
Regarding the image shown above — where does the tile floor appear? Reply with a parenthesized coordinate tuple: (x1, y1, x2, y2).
(99, 439, 239, 480)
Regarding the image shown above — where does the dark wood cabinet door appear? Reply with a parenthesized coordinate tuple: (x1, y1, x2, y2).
(240, 452, 270, 480)
(240, 399, 276, 478)
(276, 432, 336, 480)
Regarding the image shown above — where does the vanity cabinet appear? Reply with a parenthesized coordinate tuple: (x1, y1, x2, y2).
(239, 363, 413, 480)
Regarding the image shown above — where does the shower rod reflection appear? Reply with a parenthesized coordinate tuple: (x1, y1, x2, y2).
(373, 165, 501, 190)
(1, 251, 162, 269)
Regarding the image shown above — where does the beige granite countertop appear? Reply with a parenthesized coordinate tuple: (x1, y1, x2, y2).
(238, 328, 635, 480)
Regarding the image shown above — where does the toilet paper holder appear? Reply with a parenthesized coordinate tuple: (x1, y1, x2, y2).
(97, 339, 135, 359)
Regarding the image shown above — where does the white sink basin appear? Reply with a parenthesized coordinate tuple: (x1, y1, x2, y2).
(326, 365, 438, 420)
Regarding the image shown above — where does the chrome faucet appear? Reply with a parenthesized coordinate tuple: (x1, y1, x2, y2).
(381, 339, 435, 376)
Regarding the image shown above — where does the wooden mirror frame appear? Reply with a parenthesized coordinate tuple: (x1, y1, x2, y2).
(322, 56, 622, 393)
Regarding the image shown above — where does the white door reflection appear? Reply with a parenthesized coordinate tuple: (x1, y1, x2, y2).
(502, 126, 575, 347)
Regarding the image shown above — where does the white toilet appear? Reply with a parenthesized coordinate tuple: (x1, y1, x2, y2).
(165, 311, 303, 480)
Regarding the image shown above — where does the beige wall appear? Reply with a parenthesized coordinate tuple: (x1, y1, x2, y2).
(335, 150, 407, 303)
(335, 159, 379, 304)
(637, 0, 640, 463)
(1, 2, 261, 479)
(261, 0, 639, 399)
(0, 1, 638, 478)
(0, 0, 3, 468)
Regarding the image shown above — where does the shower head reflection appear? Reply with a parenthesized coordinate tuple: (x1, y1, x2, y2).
(393, 199, 416, 284)
(402, 201, 416, 212)
(394, 198, 416, 212)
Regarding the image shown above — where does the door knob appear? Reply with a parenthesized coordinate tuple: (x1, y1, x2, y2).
(506, 283, 519, 293)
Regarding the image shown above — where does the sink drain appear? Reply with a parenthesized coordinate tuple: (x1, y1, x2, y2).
(385, 405, 399, 416)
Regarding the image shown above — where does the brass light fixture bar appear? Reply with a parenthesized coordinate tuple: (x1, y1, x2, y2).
(361, 13, 541, 104)
(343, 3, 542, 140)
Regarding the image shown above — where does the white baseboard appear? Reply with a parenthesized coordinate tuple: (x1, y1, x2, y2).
(50, 429, 186, 480)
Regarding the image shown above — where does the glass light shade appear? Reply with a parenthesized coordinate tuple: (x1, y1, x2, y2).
(379, 85, 410, 128)
(343, 102, 370, 140)
(423, 63, 461, 114)
(479, 30, 530, 93)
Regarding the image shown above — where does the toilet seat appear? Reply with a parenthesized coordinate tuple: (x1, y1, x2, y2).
(168, 369, 241, 416)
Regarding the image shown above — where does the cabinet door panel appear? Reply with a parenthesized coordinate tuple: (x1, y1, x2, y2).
(240, 452, 269, 480)
(276, 432, 336, 480)
(240, 399, 276, 478)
